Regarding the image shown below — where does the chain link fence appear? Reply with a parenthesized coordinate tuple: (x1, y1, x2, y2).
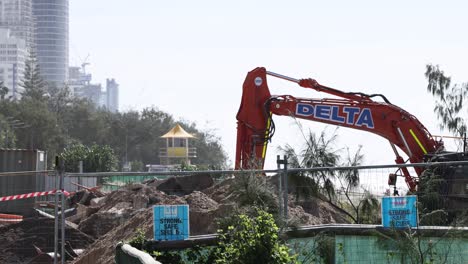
(2, 160, 468, 263)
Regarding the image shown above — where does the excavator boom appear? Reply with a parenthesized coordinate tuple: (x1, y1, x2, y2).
(236, 67, 443, 191)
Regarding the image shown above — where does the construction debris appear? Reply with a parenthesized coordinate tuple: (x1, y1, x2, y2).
(35, 209, 79, 229)
(0, 217, 93, 264)
(71, 182, 106, 197)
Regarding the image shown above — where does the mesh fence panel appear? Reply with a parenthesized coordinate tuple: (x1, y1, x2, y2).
(0, 171, 90, 263)
(2, 161, 468, 263)
(333, 235, 468, 264)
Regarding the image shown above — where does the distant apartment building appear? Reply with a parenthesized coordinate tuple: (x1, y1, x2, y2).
(68, 65, 90, 92)
(0, 0, 35, 50)
(32, 0, 69, 85)
(105, 78, 119, 112)
(68, 66, 119, 112)
(81, 83, 102, 106)
(0, 28, 26, 99)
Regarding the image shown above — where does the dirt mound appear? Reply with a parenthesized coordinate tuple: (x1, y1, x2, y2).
(297, 198, 349, 224)
(150, 173, 214, 195)
(72, 208, 154, 264)
(71, 191, 222, 263)
(73, 183, 186, 238)
(185, 191, 219, 211)
(202, 178, 233, 202)
(78, 203, 133, 238)
(65, 174, 350, 262)
(0, 217, 94, 264)
(185, 191, 220, 235)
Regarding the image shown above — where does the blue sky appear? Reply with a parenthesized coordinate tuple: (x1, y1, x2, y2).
(70, 0, 468, 189)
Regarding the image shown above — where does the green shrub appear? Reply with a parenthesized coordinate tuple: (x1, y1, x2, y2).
(212, 209, 297, 264)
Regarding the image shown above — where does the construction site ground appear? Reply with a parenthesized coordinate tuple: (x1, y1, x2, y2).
(0, 174, 349, 264)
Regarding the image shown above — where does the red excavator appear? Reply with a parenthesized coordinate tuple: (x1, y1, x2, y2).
(235, 67, 468, 204)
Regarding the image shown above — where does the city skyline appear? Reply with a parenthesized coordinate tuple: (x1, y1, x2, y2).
(0, 0, 119, 111)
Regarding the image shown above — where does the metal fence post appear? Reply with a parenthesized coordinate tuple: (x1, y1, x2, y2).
(60, 164, 65, 264)
(78, 160, 83, 190)
(54, 157, 59, 264)
(276, 155, 283, 223)
(277, 155, 289, 222)
(283, 155, 288, 220)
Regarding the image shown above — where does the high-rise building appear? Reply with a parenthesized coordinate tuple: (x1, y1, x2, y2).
(0, 0, 34, 51)
(81, 83, 102, 106)
(68, 66, 91, 95)
(106, 78, 119, 113)
(0, 28, 27, 99)
(32, 0, 68, 85)
(68, 66, 120, 112)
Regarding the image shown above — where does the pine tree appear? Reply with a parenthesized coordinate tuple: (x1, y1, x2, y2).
(425, 64, 468, 137)
(20, 53, 47, 101)
(0, 81, 8, 100)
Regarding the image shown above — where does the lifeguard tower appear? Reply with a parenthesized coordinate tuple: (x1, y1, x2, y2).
(159, 124, 197, 165)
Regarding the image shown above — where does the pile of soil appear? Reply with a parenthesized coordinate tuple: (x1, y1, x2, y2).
(71, 175, 350, 263)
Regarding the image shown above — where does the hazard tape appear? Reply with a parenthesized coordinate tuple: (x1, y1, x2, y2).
(0, 218, 22, 223)
(0, 214, 23, 224)
(0, 189, 70, 202)
(0, 213, 22, 219)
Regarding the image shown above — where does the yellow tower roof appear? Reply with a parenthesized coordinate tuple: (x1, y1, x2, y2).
(161, 124, 195, 138)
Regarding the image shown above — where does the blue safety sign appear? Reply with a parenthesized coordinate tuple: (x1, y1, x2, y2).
(153, 204, 189, 241)
(382, 195, 418, 228)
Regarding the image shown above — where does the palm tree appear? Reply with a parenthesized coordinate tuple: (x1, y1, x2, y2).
(359, 191, 380, 223)
(278, 143, 319, 201)
(278, 124, 380, 224)
(338, 146, 380, 223)
(277, 127, 340, 202)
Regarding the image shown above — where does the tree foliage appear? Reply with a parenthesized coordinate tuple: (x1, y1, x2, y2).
(417, 167, 452, 226)
(0, 114, 16, 148)
(212, 209, 297, 264)
(425, 64, 468, 137)
(277, 128, 340, 202)
(61, 143, 118, 172)
(230, 172, 278, 214)
(0, 82, 9, 101)
(131, 210, 297, 264)
(0, 72, 228, 170)
(337, 146, 380, 224)
(278, 127, 380, 224)
(375, 227, 454, 264)
(20, 54, 48, 102)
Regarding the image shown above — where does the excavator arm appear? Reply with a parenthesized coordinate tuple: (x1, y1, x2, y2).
(236, 67, 443, 191)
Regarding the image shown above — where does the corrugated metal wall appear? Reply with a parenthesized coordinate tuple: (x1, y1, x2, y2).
(0, 149, 48, 216)
(0, 149, 46, 172)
